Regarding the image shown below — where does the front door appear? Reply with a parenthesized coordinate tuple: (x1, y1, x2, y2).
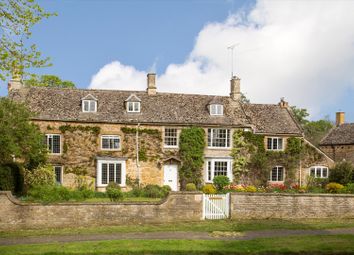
(163, 164, 178, 191)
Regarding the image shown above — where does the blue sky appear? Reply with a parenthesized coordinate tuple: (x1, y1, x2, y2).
(1, 0, 353, 122)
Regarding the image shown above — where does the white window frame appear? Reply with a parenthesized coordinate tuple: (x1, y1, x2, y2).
(127, 101, 140, 113)
(96, 159, 126, 187)
(45, 134, 61, 155)
(53, 165, 63, 184)
(101, 135, 121, 151)
(309, 166, 329, 178)
(210, 104, 223, 116)
(207, 128, 231, 148)
(269, 166, 285, 182)
(164, 128, 178, 148)
(82, 100, 97, 113)
(205, 158, 233, 183)
(267, 137, 284, 151)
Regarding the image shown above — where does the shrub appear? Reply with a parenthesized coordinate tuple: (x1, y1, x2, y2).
(26, 185, 71, 203)
(202, 184, 216, 194)
(326, 182, 344, 193)
(213, 176, 230, 192)
(244, 185, 257, 192)
(162, 185, 171, 196)
(186, 183, 197, 191)
(24, 165, 55, 188)
(106, 182, 123, 202)
(0, 163, 24, 194)
(344, 183, 354, 194)
(143, 184, 166, 198)
(266, 183, 287, 193)
(329, 161, 354, 185)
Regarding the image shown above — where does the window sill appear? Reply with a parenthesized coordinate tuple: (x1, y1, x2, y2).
(207, 147, 231, 150)
(100, 149, 121, 151)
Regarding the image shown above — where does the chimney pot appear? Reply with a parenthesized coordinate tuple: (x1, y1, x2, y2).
(230, 76, 241, 101)
(279, 97, 289, 108)
(336, 112, 345, 126)
(147, 73, 157, 95)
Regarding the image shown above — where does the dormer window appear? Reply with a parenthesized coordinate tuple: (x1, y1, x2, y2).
(210, 104, 223, 116)
(125, 94, 141, 113)
(127, 101, 140, 113)
(81, 94, 98, 113)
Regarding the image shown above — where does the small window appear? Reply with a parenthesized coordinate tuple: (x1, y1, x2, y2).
(270, 166, 284, 182)
(310, 166, 329, 178)
(97, 160, 126, 187)
(210, 104, 223, 116)
(127, 102, 140, 113)
(101, 135, 120, 150)
(45, 134, 61, 154)
(54, 166, 63, 184)
(205, 159, 232, 182)
(82, 100, 97, 112)
(267, 137, 283, 151)
(164, 128, 178, 148)
(208, 128, 231, 148)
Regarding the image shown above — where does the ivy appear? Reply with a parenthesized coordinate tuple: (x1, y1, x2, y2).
(179, 127, 205, 189)
(59, 125, 100, 135)
(121, 127, 161, 138)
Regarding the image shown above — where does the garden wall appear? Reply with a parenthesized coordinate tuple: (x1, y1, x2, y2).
(0, 191, 203, 230)
(230, 193, 354, 219)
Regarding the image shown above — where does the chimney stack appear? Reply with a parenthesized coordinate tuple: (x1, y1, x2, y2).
(146, 73, 157, 95)
(336, 112, 345, 126)
(278, 97, 289, 108)
(7, 69, 23, 92)
(230, 76, 241, 101)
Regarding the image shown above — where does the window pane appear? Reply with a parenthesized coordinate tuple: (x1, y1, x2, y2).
(278, 138, 283, 150)
(54, 166, 62, 184)
(210, 129, 229, 147)
(164, 128, 178, 146)
(134, 102, 139, 112)
(102, 164, 108, 184)
(214, 161, 228, 176)
(323, 168, 328, 178)
(102, 138, 109, 149)
(278, 167, 284, 181)
(109, 164, 115, 183)
(273, 138, 278, 150)
(128, 102, 133, 111)
(316, 168, 321, 178)
(84, 101, 89, 112)
(48, 135, 53, 152)
(113, 138, 120, 149)
(267, 138, 272, 150)
(310, 168, 316, 177)
(207, 161, 212, 181)
(116, 164, 122, 184)
(89, 101, 96, 112)
(52, 135, 61, 154)
(208, 129, 212, 147)
(271, 167, 277, 181)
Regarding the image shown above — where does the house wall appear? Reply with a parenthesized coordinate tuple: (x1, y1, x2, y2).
(320, 145, 354, 165)
(1, 191, 354, 230)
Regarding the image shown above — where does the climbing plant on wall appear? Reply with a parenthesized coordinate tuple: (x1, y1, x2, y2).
(179, 127, 205, 189)
(231, 130, 318, 186)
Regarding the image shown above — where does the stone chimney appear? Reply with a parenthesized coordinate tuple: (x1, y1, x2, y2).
(146, 73, 157, 95)
(7, 70, 23, 92)
(230, 76, 241, 101)
(336, 112, 345, 126)
(278, 97, 289, 108)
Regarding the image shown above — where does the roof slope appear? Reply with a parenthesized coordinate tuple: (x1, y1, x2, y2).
(320, 123, 354, 145)
(9, 86, 302, 135)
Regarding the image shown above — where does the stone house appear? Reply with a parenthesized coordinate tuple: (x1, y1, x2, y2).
(320, 112, 354, 164)
(8, 74, 333, 191)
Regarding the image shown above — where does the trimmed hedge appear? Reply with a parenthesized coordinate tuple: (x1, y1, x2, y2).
(0, 163, 23, 194)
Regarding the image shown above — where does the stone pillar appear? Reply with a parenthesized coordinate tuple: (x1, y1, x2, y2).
(147, 73, 157, 95)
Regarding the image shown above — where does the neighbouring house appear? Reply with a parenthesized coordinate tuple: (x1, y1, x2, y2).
(320, 112, 354, 164)
(8, 74, 333, 191)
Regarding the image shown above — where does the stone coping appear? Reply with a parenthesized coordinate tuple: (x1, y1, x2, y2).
(230, 192, 354, 198)
(0, 191, 202, 206)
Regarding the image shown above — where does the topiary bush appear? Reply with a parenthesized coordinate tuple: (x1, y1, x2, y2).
(325, 182, 344, 193)
(106, 182, 123, 202)
(202, 184, 217, 194)
(329, 161, 354, 185)
(0, 163, 24, 194)
(213, 176, 230, 192)
(186, 183, 197, 191)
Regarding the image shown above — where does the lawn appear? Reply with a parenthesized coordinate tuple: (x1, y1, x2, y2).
(1, 235, 354, 254)
(2, 218, 354, 238)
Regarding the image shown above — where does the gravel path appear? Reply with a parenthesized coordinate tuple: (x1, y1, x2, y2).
(1, 227, 354, 246)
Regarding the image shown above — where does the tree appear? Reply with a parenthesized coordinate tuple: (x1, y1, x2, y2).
(0, 97, 47, 169)
(0, 0, 55, 81)
(25, 75, 75, 88)
(290, 106, 309, 126)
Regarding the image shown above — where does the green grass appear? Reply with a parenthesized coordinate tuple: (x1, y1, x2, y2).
(2, 218, 354, 238)
(1, 235, 354, 254)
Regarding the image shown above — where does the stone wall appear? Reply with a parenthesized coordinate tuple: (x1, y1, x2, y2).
(0, 191, 203, 230)
(230, 193, 354, 219)
(320, 144, 354, 165)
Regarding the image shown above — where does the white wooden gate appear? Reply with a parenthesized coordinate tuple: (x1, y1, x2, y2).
(203, 193, 230, 220)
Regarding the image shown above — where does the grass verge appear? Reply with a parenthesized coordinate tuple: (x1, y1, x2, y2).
(1, 218, 354, 238)
(0, 235, 354, 254)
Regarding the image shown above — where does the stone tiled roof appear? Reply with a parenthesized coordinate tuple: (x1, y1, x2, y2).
(9, 86, 303, 135)
(320, 123, 354, 145)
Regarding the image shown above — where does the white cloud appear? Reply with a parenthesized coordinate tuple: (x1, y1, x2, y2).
(90, 0, 354, 118)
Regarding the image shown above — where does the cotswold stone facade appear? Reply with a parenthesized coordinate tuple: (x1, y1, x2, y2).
(8, 74, 333, 191)
(320, 113, 354, 164)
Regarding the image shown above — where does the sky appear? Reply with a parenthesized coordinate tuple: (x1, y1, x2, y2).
(1, 0, 354, 122)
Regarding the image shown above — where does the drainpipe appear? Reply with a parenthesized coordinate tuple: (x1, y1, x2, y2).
(299, 158, 302, 187)
(136, 123, 141, 187)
